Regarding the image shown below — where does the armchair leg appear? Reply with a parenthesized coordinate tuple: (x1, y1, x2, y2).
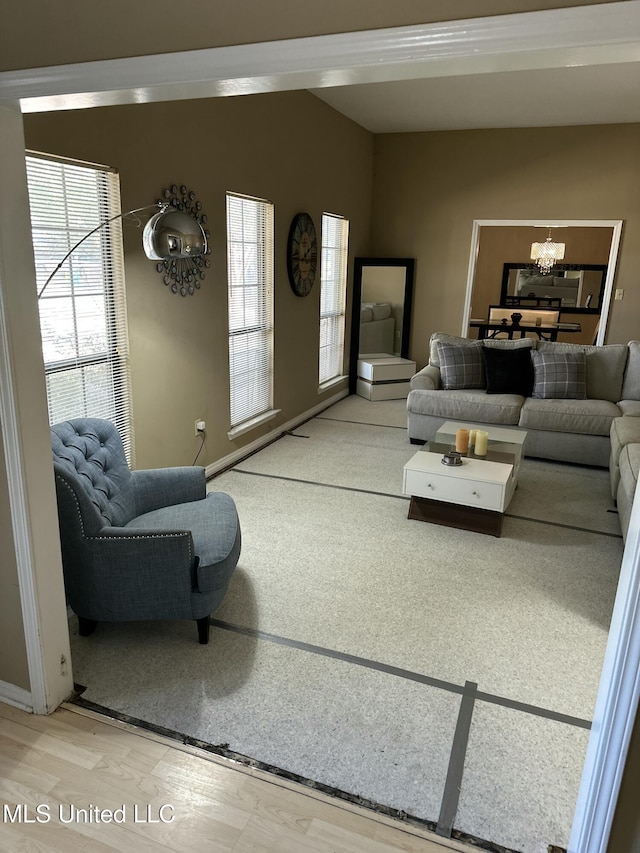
(197, 616, 211, 645)
(78, 617, 97, 637)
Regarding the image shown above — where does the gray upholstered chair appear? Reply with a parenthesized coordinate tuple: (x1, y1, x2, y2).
(50, 418, 240, 644)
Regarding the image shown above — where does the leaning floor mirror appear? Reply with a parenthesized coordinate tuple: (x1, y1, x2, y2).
(349, 257, 414, 393)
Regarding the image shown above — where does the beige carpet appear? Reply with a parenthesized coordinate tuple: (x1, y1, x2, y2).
(70, 396, 624, 853)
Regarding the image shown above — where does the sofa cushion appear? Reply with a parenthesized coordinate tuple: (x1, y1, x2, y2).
(407, 388, 523, 425)
(436, 341, 485, 390)
(618, 400, 640, 416)
(360, 305, 373, 323)
(617, 444, 640, 540)
(610, 416, 640, 465)
(621, 443, 640, 485)
(482, 345, 534, 396)
(531, 350, 586, 399)
(519, 397, 621, 436)
(619, 444, 640, 501)
(621, 341, 640, 401)
(429, 332, 533, 367)
(537, 341, 628, 402)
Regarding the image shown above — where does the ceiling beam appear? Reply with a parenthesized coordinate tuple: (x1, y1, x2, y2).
(1, 2, 639, 113)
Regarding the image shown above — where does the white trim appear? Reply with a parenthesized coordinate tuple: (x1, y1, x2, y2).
(227, 409, 281, 441)
(597, 221, 624, 346)
(0, 680, 33, 712)
(569, 478, 640, 853)
(318, 375, 349, 394)
(461, 220, 481, 334)
(0, 104, 49, 714)
(462, 219, 624, 345)
(209, 390, 348, 478)
(1, 3, 639, 113)
(0, 291, 47, 712)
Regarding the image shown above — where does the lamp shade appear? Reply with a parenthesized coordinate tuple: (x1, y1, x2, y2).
(143, 209, 207, 260)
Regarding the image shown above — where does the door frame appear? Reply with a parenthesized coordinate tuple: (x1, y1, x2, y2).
(462, 218, 624, 346)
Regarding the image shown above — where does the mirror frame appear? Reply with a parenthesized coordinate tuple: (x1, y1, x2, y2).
(462, 219, 624, 346)
(349, 257, 415, 394)
(500, 262, 608, 313)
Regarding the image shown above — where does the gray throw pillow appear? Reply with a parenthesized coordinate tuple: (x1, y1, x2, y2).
(531, 350, 587, 399)
(436, 341, 485, 390)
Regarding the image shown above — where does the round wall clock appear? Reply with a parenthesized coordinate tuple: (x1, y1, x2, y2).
(287, 212, 318, 297)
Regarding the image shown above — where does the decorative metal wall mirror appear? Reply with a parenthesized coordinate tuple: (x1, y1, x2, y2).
(146, 184, 210, 296)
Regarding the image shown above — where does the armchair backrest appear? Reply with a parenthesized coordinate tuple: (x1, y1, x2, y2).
(51, 418, 135, 531)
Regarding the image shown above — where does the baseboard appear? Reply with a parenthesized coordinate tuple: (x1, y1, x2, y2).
(0, 680, 33, 712)
(205, 388, 349, 478)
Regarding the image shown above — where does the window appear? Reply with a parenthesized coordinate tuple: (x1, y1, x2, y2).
(226, 193, 275, 436)
(26, 153, 134, 462)
(319, 213, 349, 386)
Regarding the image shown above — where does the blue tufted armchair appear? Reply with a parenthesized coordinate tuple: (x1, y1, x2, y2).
(50, 418, 241, 644)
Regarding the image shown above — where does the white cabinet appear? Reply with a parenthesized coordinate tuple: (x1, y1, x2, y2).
(356, 354, 416, 400)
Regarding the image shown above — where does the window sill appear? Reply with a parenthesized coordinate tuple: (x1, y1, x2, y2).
(318, 375, 348, 394)
(227, 409, 281, 441)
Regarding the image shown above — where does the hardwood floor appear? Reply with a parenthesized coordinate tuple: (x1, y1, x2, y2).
(0, 701, 477, 853)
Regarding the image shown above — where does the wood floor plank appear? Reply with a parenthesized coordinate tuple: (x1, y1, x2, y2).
(0, 715, 104, 770)
(0, 703, 477, 853)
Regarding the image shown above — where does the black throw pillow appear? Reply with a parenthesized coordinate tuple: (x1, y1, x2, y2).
(482, 345, 534, 396)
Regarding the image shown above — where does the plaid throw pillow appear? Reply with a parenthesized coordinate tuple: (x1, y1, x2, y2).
(531, 350, 587, 399)
(436, 341, 485, 390)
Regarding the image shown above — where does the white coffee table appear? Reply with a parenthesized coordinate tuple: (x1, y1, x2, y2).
(402, 421, 527, 536)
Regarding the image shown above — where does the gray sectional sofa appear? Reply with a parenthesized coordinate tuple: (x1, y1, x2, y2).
(407, 333, 640, 538)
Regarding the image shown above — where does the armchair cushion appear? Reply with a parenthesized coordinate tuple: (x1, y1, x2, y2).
(126, 491, 241, 594)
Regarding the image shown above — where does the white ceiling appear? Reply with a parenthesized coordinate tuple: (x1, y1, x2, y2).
(310, 60, 640, 134)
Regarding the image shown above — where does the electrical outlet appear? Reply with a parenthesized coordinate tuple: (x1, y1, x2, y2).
(195, 419, 206, 435)
(615, 289, 624, 301)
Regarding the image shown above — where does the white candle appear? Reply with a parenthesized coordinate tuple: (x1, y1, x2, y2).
(475, 430, 489, 456)
(469, 429, 477, 447)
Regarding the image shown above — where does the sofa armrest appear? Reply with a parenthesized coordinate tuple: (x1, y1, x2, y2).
(410, 363, 441, 391)
(132, 466, 206, 515)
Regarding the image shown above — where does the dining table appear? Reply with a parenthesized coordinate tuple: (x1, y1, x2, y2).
(469, 319, 582, 342)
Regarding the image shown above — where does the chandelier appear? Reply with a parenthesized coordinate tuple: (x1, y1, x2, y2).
(530, 229, 565, 275)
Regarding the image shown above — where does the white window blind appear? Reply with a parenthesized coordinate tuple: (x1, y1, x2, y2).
(26, 153, 134, 463)
(319, 213, 349, 385)
(226, 193, 274, 431)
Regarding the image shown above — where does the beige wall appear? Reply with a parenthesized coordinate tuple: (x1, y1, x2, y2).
(371, 123, 640, 368)
(0, 0, 618, 71)
(24, 91, 373, 469)
(0, 428, 29, 691)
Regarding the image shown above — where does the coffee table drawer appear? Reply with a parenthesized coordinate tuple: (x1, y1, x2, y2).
(403, 468, 505, 511)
